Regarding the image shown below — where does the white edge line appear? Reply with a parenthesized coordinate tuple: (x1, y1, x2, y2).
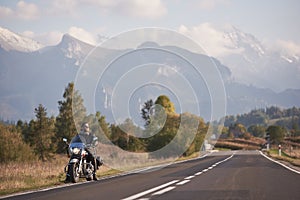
(152, 186, 176, 196)
(194, 172, 202, 176)
(184, 175, 195, 180)
(121, 180, 179, 200)
(259, 151, 300, 175)
(176, 180, 191, 185)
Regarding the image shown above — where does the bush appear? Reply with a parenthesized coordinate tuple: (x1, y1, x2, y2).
(0, 123, 36, 163)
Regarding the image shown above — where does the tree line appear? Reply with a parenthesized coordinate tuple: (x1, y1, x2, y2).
(0, 83, 207, 163)
(224, 106, 300, 129)
(2, 81, 299, 163)
(220, 106, 300, 144)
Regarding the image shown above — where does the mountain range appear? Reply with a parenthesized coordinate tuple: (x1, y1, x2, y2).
(219, 26, 300, 92)
(0, 26, 299, 122)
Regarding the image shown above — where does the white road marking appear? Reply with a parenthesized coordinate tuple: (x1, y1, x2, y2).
(122, 180, 179, 200)
(194, 171, 202, 176)
(152, 186, 176, 195)
(123, 153, 236, 200)
(176, 180, 191, 185)
(259, 151, 300, 174)
(184, 175, 195, 180)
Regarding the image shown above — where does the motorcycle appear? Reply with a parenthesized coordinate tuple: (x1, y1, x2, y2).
(63, 135, 102, 183)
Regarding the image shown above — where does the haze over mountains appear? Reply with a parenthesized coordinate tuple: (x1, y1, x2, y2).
(0, 26, 299, 122)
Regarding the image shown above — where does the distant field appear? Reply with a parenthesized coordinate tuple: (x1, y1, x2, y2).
(214, 137, 265, 150)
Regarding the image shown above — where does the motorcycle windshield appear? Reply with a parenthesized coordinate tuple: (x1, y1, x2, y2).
(70, 135, 85, 149)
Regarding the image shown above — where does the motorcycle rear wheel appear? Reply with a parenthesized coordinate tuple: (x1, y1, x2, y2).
(70, 163, 80, 183)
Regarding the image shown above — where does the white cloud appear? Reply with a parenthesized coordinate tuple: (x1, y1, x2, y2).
(178, 23, 242, 57)
(68, 26, 97, 45)
(157, 65, 178, 77)
(49, 0, 79, 16)
(0, 6, 13, 18)
(197, 0, 230, 10)
(21, 30, 63, 46)
(273, 40, 300, 57)
(21, 27, 107, 46)
(16, 1, 40, 20)
(116, 0, 167, 19)
(49, 0, 167, 19)
(0, 1, 39, 20)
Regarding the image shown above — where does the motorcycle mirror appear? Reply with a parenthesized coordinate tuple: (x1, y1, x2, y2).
(63, 138, 67, 143)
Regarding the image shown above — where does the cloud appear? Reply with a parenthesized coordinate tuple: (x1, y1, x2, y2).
(197, 0, 230, 10)
(0, 1, 39, 20)
(49, 0, 167, 19)
(21, 26, 106, 46)
(21, 30, 63, 46)
(178, 23, 242, 57)
(49, 0, 79, 16)
(16, 1, 40, 20)
(68, 26, 97, 45)
(0, 6, 13, 18)
(116, 0, 167, 19)
(273, 40, 300, 57)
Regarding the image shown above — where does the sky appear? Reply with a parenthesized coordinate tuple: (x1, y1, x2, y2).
(0, 0, 299, 49)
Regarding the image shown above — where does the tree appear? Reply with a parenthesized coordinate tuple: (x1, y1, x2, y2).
(155, 95, 175, 114)
(33, 104, 55, 161)
(141, 99, 154, 127)
(229, 123, 247, 138)
(55, 82, 86, 153)
(83, 112, 111, 143)
(266, 125, 285, 144)
(0, 123, 36, 163)
(248, 125, 266, 138)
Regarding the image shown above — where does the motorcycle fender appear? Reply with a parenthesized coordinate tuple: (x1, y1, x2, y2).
(69, 158, 79, 163)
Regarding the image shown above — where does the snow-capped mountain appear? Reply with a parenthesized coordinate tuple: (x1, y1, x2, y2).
(0, 27, 44, 52)
(0, 26, 300, 122)
(217, 25, 300, 92)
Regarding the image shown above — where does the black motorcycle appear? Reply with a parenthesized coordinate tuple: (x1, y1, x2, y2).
(63, 135, 101, 183)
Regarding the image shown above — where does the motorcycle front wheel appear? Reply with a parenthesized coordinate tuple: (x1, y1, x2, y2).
(70, 163, 80, 183)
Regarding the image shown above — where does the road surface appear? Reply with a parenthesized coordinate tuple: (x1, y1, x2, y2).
(3, 151, 300, 200)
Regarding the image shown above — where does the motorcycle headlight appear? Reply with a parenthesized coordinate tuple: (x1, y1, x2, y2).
(71, 147, 80, 154)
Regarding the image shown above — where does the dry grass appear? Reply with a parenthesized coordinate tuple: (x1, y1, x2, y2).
(267, 149, 300, 167)
(0, 148, 185, 197)
(0, 155, 68, 196)
(0, 155, 114, 196)
(214, 138, 265, 150)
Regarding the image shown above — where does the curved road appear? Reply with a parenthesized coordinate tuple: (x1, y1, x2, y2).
(3, 151, 300, 200)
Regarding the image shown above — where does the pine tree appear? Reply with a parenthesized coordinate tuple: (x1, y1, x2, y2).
(141, 99, 154, 127)
(33, 104, 55, 161)
(55, 82, 86, 153)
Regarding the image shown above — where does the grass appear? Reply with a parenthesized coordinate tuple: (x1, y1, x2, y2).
(0, 151, 203, 197)
(0, 155, 119, 197)
(213, 147, 232, 151)
(266, 149, 300, 167)
(0, 156, 67, 196)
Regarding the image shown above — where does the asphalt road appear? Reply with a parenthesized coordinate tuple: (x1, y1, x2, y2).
(3, 151, 300, 200)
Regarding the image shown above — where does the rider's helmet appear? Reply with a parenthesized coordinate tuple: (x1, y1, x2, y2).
(82, 122, 90, 133)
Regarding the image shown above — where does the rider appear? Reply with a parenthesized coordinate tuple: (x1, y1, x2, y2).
(78, 122, 100, 181)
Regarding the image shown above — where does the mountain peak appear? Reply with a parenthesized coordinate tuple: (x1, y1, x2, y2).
(0, 26, 44, 52)
(57, 33, 94, 65)
(223, 25, 265, 57)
